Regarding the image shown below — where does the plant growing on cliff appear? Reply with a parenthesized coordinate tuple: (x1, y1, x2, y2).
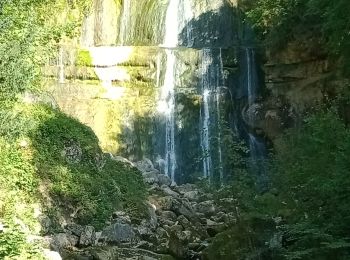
(246, 0, 350, 69)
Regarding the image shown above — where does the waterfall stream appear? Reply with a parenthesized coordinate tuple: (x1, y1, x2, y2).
(200, 49, 213, 179)
(200, 48, 225, 182)
(157, 0, 181, 182)
(58, 47, 65, 84)
(119, 0, 131, 45)
(245, 47, 268, 188)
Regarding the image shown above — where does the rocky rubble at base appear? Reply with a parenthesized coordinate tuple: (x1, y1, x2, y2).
(46, 158, 237, 260)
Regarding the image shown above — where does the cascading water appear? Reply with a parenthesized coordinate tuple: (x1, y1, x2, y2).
(157, 50, 177, 181)
(163, 0, 179, 48)
(157, 0, 181, 182)
(217, 49, 224, 184)
(200, 49, 213, 179)
(200, 48, 225, 182)
(246, 48, 256, 110)
(245, 47, 268, 188)
(58, 47, 65, 84)
(181, 0, 194, 47)
(119, 0, 131, 45)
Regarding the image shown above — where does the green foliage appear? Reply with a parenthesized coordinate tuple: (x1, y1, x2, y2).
(205, 108, 350, 259)
(0, 0, 93, 102)
(25, 105, 147, 227)
(0, 220, 45, 260)
(0, 104, 147, 258)
(270, 109, 350, 259)
(76, 49, 93, 67)
(246, 0, 350, 68)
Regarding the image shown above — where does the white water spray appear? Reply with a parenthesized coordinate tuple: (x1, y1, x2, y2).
(163, 0, 180, 48)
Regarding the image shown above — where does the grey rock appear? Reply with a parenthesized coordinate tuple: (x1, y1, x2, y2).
(111, 211, 131, 224)
(51, 233, 79, 250)
(95, 231, 102, 245)
(175, 184, 197, 195)
(111, 155, 135, 167)
(195, 200, 216, 216)
(136, 158, 155, 173)
(170, 181, 177, 188)
(206, 219, 226, 236)
(157, 174, 171, 186)
(43, 249, 62, 260)
(143, 171, 159, 185)
(80, 226, 96, 247)
(65, 223, 84, 237)
(61, 140, 82, 164)
(137, 220, 153, 239)
(39, 215, 52, 234)
(101, 222, 136, 244)
(183, 191, 200, 201)
(156, 227, 168, 239)
(161, 185, 180, 197)
(159, 211, 177, 222)
(169, 225, 183, 233)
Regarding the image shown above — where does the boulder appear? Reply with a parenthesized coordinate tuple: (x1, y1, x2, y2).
(51, 233, 79, 250)
(43, 249, 62, 260)
(160, 185, 180, 197)
(111, 155, 135, 167)
(136, 158, 155, 173)
(183, 191, 200, 201)
(158, 211, 177, 222)
(143, 171, 159, 185)
(111, 211, 131, 224)
(80, 226, 96, 247)
(101, 222, 136, 244)
(175, 184, 197, 195)
(65, 223, 84, 237)
(195, 201, 216, 217)
(205, 219, 226, 237)
(158, 174, 171, 186)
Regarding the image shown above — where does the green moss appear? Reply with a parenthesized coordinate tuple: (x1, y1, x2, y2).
(76, 49, 93, 67)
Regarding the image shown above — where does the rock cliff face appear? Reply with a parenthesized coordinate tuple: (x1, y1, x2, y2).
(45, 0, 349, 184)
(246, 41, 349, 144)
(47, 0, 265, 185)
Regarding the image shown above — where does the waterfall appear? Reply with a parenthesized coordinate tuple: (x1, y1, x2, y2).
(158, 50, 177, 181)
(156, 53, 162, 90)
(157, 0, 182, 182)
(217, 49, 224, 184)
(245, 47, 268, 188)
(246, 48, 256, 109)
(163, 0, 180, 48)
(182, 0, 194, 47)
(119, 0, 131, 45)
(58, 47, 65, 84)
(200, 49, 226, 182)
(200, 49, 214, 180)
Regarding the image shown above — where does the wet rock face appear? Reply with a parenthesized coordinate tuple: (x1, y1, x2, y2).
(81, 0, 239, 47)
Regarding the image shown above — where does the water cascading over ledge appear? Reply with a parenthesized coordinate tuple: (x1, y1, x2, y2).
(48, 0, 267, 185)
